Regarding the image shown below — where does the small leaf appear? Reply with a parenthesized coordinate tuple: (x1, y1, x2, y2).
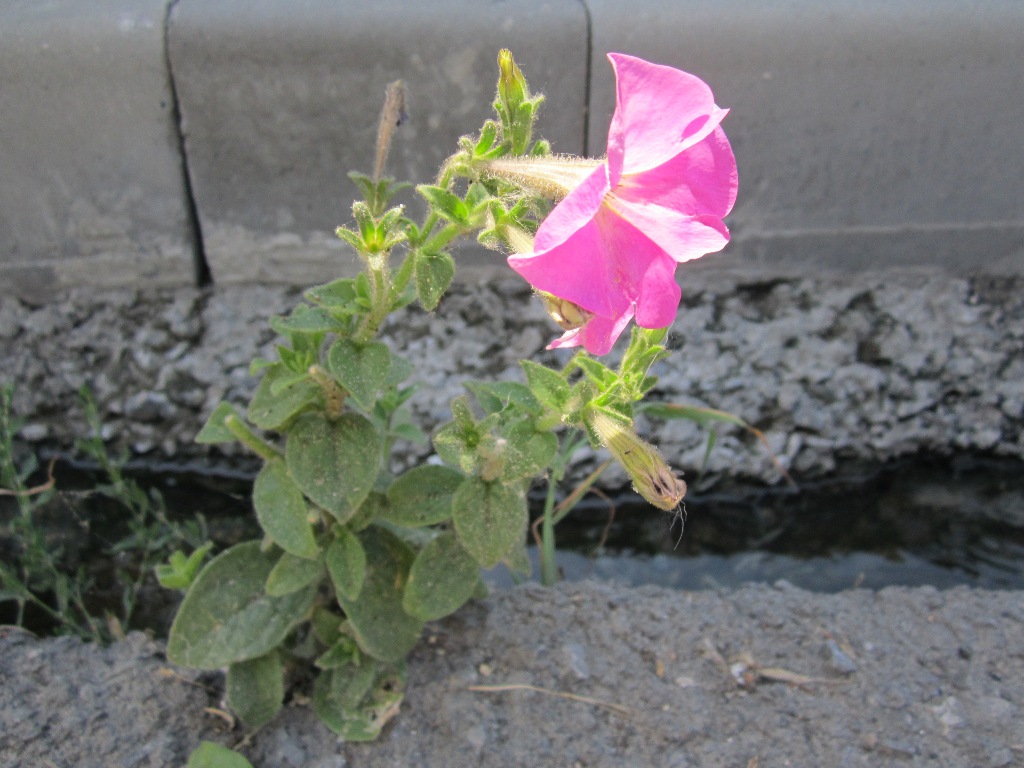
(253, 459, 319, 559)
(500, 420, 558, 481)
(520, 360, 570, 412)
(269, 305, 339, 335)
(286, 412, 382, 523)
(335, 527, 423, 662)
(403, 532, 479, 621)
(248, 365, 319, 431)
(465, 381, 542, 416)
(382, 465, 463, 527)
(227, 651, 283, 728)
(167, 542, 316, 670)
(187, 742, 255, 768)
(414, 250, 455, 311)
(325, 528, 367, 601)
(195, 402, 243, 444)
(327, 339, 391, 410)
(155, 542, 214, 590)
(305, 277, 357, 308)
(265, 551, 324, 596)
(452, 478, 528, 569)
(313, 661, 406, 741)
(417, 185, 470, 225)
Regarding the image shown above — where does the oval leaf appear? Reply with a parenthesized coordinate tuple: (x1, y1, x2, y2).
(325, 528, 367, 601)
(265, 551, 324, 596)
(327, 339, 391, 410)
(227, 651, 283, 728)
(403, 532, 479, 621)
(167, 542, 315, 669)
(248, 365, 319, 431)
(452, 478, 528, 569)
(382, 465, 463, 527)
(253, 459, 318, 559)
(335, 527, 423, 662)
(286, 412, 382, 523)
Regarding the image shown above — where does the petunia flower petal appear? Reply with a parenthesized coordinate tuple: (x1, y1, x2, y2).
(606, 53, 725, 185)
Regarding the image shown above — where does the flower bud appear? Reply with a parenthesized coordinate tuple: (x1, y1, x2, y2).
(586, 410, 686, 511)
(497, 49, 528, 114)
(538, 292, 594, 331)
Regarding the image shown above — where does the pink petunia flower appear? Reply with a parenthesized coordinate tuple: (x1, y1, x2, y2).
(502, 53, 738, 355)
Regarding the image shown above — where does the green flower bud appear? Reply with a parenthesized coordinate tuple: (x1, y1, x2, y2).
(586, 410, 686, 511)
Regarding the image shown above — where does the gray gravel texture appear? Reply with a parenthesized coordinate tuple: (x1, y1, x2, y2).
(2, 581, 1023, 767)
(2, 268, 1023, 499)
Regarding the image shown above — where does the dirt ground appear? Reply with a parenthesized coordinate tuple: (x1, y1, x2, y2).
(2, 580, 1022, 767)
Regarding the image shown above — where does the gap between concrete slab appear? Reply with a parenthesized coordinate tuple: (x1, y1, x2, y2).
(164, 0, 210, 287)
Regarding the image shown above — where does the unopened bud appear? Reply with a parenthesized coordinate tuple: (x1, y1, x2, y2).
(538, 292, 594, 331)
(497, 49, 528, 115)
(586, 410, 686, 511)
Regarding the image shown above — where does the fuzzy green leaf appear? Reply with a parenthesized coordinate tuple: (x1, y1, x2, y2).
(195, 402, 243, 444)
(403, 532, 479, 621)
(414, 250, 455, 311)
(187, 742, 255, 768)
(335, 527, 423, 662)
(265, 551, 324, 596)
(253, 459, 318, 559)
(325, 528, 366, 601)
(381, 465, 463, 527)
(167, 542, 316, 670)
(327, 339, 391, 410)
(452, 478, 528, 569)
(286, 412, 382, 523)
(227, 651, 283, 728)
(248, 365, 319, 431)
(520, 360, 571, 412)
(312, 661, 406, 741)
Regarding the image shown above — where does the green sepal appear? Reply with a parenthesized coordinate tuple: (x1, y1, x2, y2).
(417, 185, 470, 226)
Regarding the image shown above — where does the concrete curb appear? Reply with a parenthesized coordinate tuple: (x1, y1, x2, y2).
(2, 1, 1023, 300)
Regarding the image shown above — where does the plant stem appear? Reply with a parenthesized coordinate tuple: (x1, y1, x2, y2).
(539, 475, 559, 587)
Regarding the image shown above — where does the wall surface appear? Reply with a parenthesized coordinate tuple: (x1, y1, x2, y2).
(2, 1, 1023, 300)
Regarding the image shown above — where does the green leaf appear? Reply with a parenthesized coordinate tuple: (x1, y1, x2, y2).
(265, 551, 324, 596)
(325, 528, 366, 601)
(155, 542, 214, 590)
(269, 304, 339, 335)
(195, 402, 243, 444)
(286, 412, 382, 523)
(248, 365, 319, 431)
(305, 277, 357, 308)
(315, 634, 361, 670)
(187, 742, 255, 768)
(414, 250, 455, 311)
(253, 459, 319, 559)
(335, 527, 423, 662)
(382, 465, 463, 527)
(227, 651, 283, 728)
(167, 542, 316, 669)
(574, 356, 618, 389)
(313, 661, 406, 741)
(520, 360, 571, 412)
(403, 532, 479, 621)
(499, 419, 558, 481)
(465, 380, 542, 416)
(452, 478, 528, 569)
(417, 185, 470, 225)
(326, 339, 391, 410)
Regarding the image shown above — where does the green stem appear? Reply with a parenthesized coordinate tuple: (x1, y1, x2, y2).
(224, 415, 281, 462)
(539, 475, 558, 587)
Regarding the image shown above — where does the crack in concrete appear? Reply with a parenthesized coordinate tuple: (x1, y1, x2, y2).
(163, 0, 210, 287)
